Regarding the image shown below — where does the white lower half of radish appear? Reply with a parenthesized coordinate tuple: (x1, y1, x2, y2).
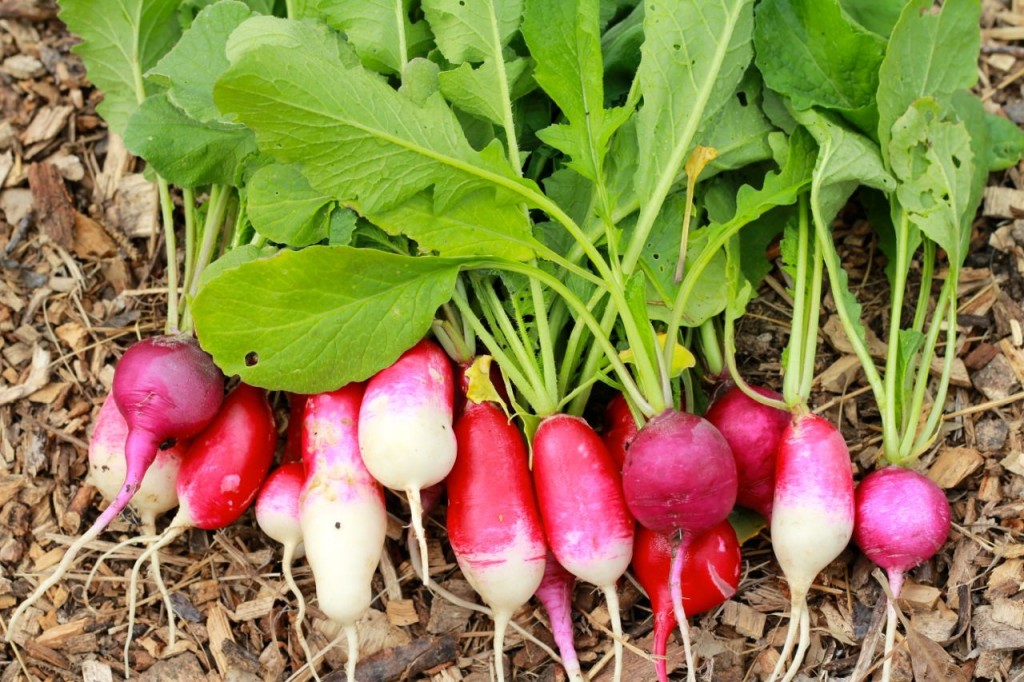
(455, 538, 546, 615)
(358, 399, 456, 491)
(556, 539, 632, 589)
(771, 502, 852, 592)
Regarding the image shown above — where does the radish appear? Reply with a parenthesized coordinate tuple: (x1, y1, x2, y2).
(704, 384, 789, 521)
(602, 393, 639, 469)
(768, 413, 854, 682)
(7, 334, 224, 640)
(622, 408, 737, 682)
(301, 383, 386, 682)
(532, 414, 634, 682)
(534, 552, 584, 682)
(853, 466, 950, 682)
(632, 521, 742, 682)
(127, 382, 276, 666)
(448, 400, 547, 682)
(282, 393, 308, 465)
(358, 339, 456, 584)
(255, 462, 317, 679)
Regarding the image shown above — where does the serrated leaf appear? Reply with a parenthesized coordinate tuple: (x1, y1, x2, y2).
(192, 246, 464, 392)
(633, 0, 754, 207)
(423, 0, 522, 64)
(59, 0, 182, 135)
(215, 18, 531, 215)
(365, 190, 539, 260)
(147, 0, 253, 123)
(438, 58, 531, 125)
(312, 0, 433, 75)
(247, 164, 335, 247)
(224, 14, 359, 67)
(123, 93, 257, 187)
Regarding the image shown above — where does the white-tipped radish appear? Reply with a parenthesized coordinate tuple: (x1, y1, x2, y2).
(768, 413, 854, 682)
(534, 552, 584, 682)
(301, 383, 386, 682)
(358, 339, 456, 586)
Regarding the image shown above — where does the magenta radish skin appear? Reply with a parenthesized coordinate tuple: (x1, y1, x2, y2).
(255, 462, 306, 560)
(534, 552, 582, 682)
(704, 384, 789, 521)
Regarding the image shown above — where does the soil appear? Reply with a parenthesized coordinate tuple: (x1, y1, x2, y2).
(2, 2, 1024, 681)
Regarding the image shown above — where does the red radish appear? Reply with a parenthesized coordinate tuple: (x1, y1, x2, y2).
(533, 414, 634, 682)
(768, 413, 854, 682)
(282, 393, 308, 465)
(853, 466, 950, 682)
(255, 462, 317, 679)
(7, 334, 224, 640)
(632, 521, 742, 682)
(602, 393, 639, 469)
(448, 400, 547, 682)
(127, 382, 276, 665)
(534, 552, 584, 682)
(358, 339, 456, 584)
(454, 354, 510, 418)
(301, 383, 386, 682)
(704, 384, 789, 521)
(622, 408, 737, 682)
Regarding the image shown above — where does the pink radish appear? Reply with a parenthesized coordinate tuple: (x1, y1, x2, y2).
(7, 334, 224, 640)
(602, 393, 639, 470)
(127, 382, 276, 667)
(632, 521, 742, 682)
(301, 383, 387, 682)
(768, 413, 854, 682)
(533, 414, 634, 682)
(448, 400, 547, 682)
(358, 339, 456, 584)
(622, 408, 737, 682)
(255, 462, 317, 679)
(534, 552, 584, 682)
(853, 466, 950, 682)
(704, 384, 789, 521)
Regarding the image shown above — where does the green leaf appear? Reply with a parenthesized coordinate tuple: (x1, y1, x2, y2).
(423, 0, 522, 64)
(364, 190, 540, 260)
(147, 0, 253, 123)
(224, 14, 360, 67)
(754, 0, 884, 114)
(984, 110, 1024, 171)
(838, 0, 903, 37)
(633, 0, 754, 208)
(328, 208, 358, 246)
(197, 243, 278, 290)
(123, 93, 258, 187)
(876, 0, 979, 158)
(192, 246, 464, 392)
(438, 58, 531, 125)
(889, 98, 974, 265)
(247, 164, 336, 247)
(312, 0, 433, 75)
(216, 18, 530, 215)
(703, 72, 777, 175)
(59, 0, 182, 135)
(894, 327, 925, 424)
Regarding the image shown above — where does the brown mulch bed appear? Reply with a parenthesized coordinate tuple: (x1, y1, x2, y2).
(2, 2, 1024, 681)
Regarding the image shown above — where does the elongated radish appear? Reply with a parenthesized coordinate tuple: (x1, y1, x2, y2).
(533, 414, 634, 682)
(632, 521, 742, 682)
(602, 393, 639, 469)
(704, 384, 789, 521)
(301, 383, 386, 682)
(622, 408, 737, 682)
(448, 400, 546, 682)
(769, 413, 854, 682)
(127, 382, 276, 667)
(853, 466, 950, 682)
(256, 462, 317, 679)
(7, 334, 224, 640)
(534, 552, 583, 682)
(359, 339, 456, 584)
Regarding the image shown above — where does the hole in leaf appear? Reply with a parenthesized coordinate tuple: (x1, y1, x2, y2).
(245, 351, 259, 367)
(737, 91, 748, 106)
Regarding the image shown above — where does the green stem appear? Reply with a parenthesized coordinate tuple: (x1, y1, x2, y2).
(563, 294, 615, 416)
(394, 0, 408, 74)
(699, 319, 724, 379)
(724, 313, 788, 411)
(784, 199, 810, 405)
(798, 232, 824, 403)
(883, 211, 912, 462)
(188, 186, 232, 299)
(911, 241, 936, 335)
(285, 0, 295, 19)
(181, 187, 197, 299)
(530, 279, 559, 410)
(910, 289, 958, 459)
(158, 178, 178, 334)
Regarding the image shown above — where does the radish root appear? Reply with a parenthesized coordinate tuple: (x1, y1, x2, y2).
(781, 603, 810, 682)
(493, 610, 510, 682)
(602, 584, 624, 682)
(669, 536, 697, 682)
(344, 623, 359, 682)
(406, 487, 431, 586)
(141, 515, 177, 650)
(281, 542, 318, 682)
(125, 524, 186, 675)
(766, 593, 805, 682)
(83, 533, 162, 608)
(881, 571, 905, 682)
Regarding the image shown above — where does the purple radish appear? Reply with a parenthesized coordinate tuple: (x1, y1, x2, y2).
(768, 413, 854, 682)
(622, 409, 737, 682)
(534, 552, 584, 682)
(7, 334, 224, 640)
(704, 384, 789, 521)
(853, 466, 950, 682)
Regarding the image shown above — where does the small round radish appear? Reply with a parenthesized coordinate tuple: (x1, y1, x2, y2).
(448, 400, 546, 682)
(853, 466, 950, 682)
(602, 393, 639, 470)
(768, 413, 854, 682)
(7, 334, 224, 641)
(256, 462, 317, 680)
(301, 383, 386, 682)
(534, 552, 584, 682)
(533, 414, 634, 682)
(358, 339, 456, 585)
(705, 384, 789, 521)
(632, 522, 742, 682)
(622, 408, 737, 682)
